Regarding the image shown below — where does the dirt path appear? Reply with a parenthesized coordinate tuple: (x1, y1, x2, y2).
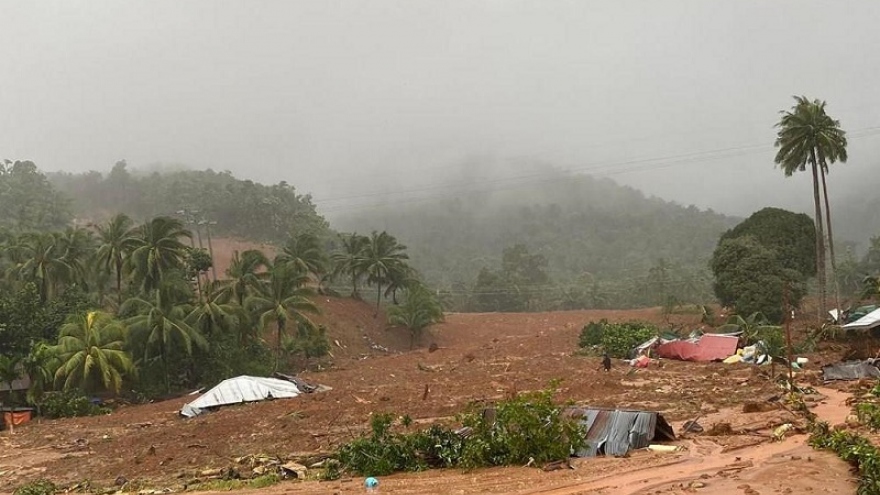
(527, 387, 855, 495)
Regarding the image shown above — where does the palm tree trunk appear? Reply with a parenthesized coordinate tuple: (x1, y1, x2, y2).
(809, 148, 827, 319)
(376, 281, 382, 315)
(163, 344, 171, 394)
(116, 258, 124, 306)
(275, 320, 284, 371)
(820, 165, 843, 319)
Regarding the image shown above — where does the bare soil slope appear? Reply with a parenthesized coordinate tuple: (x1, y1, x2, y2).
(0, 305, 860, 494)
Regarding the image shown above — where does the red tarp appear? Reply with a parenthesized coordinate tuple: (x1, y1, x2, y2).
(655, 334, 739, 362)
(3, 410, 32, 427)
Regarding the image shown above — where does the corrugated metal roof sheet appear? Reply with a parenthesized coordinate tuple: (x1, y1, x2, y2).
(0, 374, 30, 392)
(822, 361, 880, 381)
(180, 376, 301, 417)
(573, 408, 675, 457)
(843, 308, 880, 330)
(655, 334, 738, 362)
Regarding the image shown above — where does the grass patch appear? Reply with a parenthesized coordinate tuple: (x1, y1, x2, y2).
(189, 474, 280, 492)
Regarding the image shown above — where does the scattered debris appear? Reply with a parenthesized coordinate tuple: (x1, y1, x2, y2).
(656, 334, 739, 362)
(682, 419, 704, 434)
(822, 360, 880, 381)
(571, 407, 675, 458)
(742, 401, 777, 413)
(542, 460, 574, 471)
(705, 423, 734, 436)
(647, 444, 682, 453)
(180, 376, 302, 417)
(417, 362, 443, 372)
(772, 423, 794, 441)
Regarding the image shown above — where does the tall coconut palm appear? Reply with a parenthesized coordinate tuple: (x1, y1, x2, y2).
(362, 231, 410, 312)
(387, 283, 443, 348)
(8, 232, 70, 302)
(56, 226, 96, 290)
(245, 263, 317, 368)
(774, 96, 848, 317)
(95, 214, 139, 305)
(123, 288, 206, 392)
(331, 233, 369, 298)
(216, 249, 269, 307)
(277, 232, 327, 282)
(384, 262, 417, 304)
(816, 117, 848, 314)
(52, 311, 133, 394)
(187, 288, 241, 339)
(129, 216, 192, 293)
(21, 342, 58, 406)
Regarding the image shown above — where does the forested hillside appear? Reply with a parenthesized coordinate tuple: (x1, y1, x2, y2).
(35, 160, 745, 310)
(48, 161, 328, 243)
(332, 169, 739, 309)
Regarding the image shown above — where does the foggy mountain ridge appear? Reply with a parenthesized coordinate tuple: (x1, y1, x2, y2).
(5, 1, 880, 231)
(47, 155, 880, 258)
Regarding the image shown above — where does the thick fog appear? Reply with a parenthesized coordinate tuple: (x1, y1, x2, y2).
(2, 0, 879, 218)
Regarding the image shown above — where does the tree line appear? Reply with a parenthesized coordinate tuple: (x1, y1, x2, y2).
(711, 96, 880, 323)
(0, 213, 440, 407)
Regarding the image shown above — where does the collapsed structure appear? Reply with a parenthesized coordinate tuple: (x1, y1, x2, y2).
(180, 375, 327, 418)
(571, 408, 675, 457)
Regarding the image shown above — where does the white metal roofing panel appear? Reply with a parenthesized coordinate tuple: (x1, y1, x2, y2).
(843, 308, 880, 330)
(180, 376, 300, 417)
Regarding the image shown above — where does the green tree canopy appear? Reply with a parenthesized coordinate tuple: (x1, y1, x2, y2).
(720, 207, 817, 278)
(711, 236, 806, 323)
(0, 160, 71, 231)
(387, 284, 444, 348)
(245, 263, 318, 367)
(52, 311, 133, 394)
(129, 216, 192, 293)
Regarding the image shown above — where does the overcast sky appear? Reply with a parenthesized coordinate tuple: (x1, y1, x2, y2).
(2, 1, 879, 218)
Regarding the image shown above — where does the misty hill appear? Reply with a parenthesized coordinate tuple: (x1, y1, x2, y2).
(330, 168, 739, 306)
(48, 161, 329, 242)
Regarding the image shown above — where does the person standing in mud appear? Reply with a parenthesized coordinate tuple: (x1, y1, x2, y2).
(601, 352, 611, 372)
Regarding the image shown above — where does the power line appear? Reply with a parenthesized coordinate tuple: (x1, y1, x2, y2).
(314, 126, 880, 214)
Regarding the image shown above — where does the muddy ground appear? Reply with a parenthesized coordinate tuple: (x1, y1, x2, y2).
(0, 298, 865, 494)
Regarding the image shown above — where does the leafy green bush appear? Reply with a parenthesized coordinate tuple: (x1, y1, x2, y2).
(578, 320, 659, 358)
(578, 320, 605, 348)
(337, 386, 585, 476)
(39, 391, 109, 419)
(13, 479, 56, 495)
(458, 386, 586, 469)
(856, 403, 880, 431)
(809, 422, 880, 495)
(337, 413, 466, 476)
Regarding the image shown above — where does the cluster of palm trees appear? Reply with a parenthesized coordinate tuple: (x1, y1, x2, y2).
(330, 231, 414, 311)
(0, 214, 419, 399)
(774, 95, 848, 317)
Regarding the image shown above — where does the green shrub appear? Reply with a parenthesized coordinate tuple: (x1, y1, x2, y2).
(578, 320, 605, 348)
(39, 391, 109, 419)
(579, 320, 659, 358)
(337, 386, 585, 476)
(809, 422, 880, 495)
(857, 403, 880, 431)
(13, 479, 56, 495)
(458, 386, 586, 469)
(196, 474, 280, 491)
